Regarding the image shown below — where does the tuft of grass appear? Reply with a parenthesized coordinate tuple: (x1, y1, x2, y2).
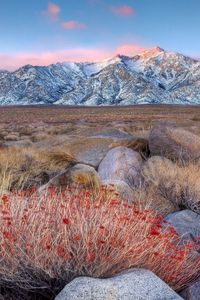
(142, 156, 200, 214)
(0, 147, 77, 194)
(130, 186, 179, 216)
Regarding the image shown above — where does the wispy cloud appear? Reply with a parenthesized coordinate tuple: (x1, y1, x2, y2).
(111, 5, 135, 16)
(116, 44, 145, 55)
(0, 44, 146, 71)
(62, 20, 87, 30)
(44, 2, 60, 21)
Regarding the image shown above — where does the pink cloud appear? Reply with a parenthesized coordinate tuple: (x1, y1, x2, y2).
(111, 5, 135, 16)
(0, 44, 146, 71)
(62, 20, 87, 30)
(44, 2, 60, 21)
(115, 44, 145, 56)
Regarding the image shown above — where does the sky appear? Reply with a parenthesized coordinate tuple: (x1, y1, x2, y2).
(0, 0, 200, 70)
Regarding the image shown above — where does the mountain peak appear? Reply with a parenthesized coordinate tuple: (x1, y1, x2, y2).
(154, 46, 165, 52)
(1, 47, 200, 106)
(139, 47, 165, 59)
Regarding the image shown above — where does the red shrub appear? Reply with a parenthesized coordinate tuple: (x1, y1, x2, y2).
(0, 186, 200, 297)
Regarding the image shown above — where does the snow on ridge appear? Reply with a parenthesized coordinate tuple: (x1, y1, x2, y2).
(1, 47, 200, 106)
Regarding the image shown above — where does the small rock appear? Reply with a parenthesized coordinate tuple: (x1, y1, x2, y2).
(180, 280, 200, 300)
(31, 133, 50, 142)
(92, 128, 133, 139)
(4, 139, 32, 147)
(4, 133, 19, 141)
(55, 268, 183, 300)
(98, 146, 143, 188)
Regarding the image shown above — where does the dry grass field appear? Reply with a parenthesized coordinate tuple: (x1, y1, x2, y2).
(0, 104, 200, 191)
(0, 104, 200, 125)
(0, 104, 200, 141)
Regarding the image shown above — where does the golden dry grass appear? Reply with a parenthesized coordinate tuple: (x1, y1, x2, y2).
(0, 146, 76, 194)
(142, 156, 200, 214)
(130, 186, 179, 217)
(0, 104, 199, 125)
(1, 104, 200, 214)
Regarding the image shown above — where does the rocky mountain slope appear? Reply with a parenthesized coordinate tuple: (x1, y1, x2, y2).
(1, 47, 200, 105)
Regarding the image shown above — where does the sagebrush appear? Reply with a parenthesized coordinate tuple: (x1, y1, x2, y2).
(0, 187, 199, 299)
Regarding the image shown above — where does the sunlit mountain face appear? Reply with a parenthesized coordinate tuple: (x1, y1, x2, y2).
(0, 48, 200, 106)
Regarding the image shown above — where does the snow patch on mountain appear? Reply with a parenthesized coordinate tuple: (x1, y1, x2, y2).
(1, 47, 200, 105)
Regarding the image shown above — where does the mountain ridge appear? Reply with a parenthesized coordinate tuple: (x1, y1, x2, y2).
(1, 47, 200, 105)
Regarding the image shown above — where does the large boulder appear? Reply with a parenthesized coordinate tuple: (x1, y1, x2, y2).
(149, 123, 200, 161)
(55, 269, 183, 300)
(98, 146, 143, 188)
(40, 163, 101, 193)
(35, 129, 145, 168)
(180, 281, 200, 300)
(36, 136, 124, 168)
(165, 210, 200, 246)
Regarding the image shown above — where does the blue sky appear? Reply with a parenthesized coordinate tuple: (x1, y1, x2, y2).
(0, 0, 200, 70)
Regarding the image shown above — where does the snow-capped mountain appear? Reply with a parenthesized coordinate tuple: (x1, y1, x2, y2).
(1, 47, 200, 105)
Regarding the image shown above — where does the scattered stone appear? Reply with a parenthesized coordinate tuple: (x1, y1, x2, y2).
(31, 133, 50, 142)
(55, 268, 183, 300)
(92, 128, 133, 140)
(35, 135, 71, 148)
(4, 133, 20, 141)
(4, 139, 33, 147)
(149, 123, 200, 161)
(98, 146, 143, 188)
